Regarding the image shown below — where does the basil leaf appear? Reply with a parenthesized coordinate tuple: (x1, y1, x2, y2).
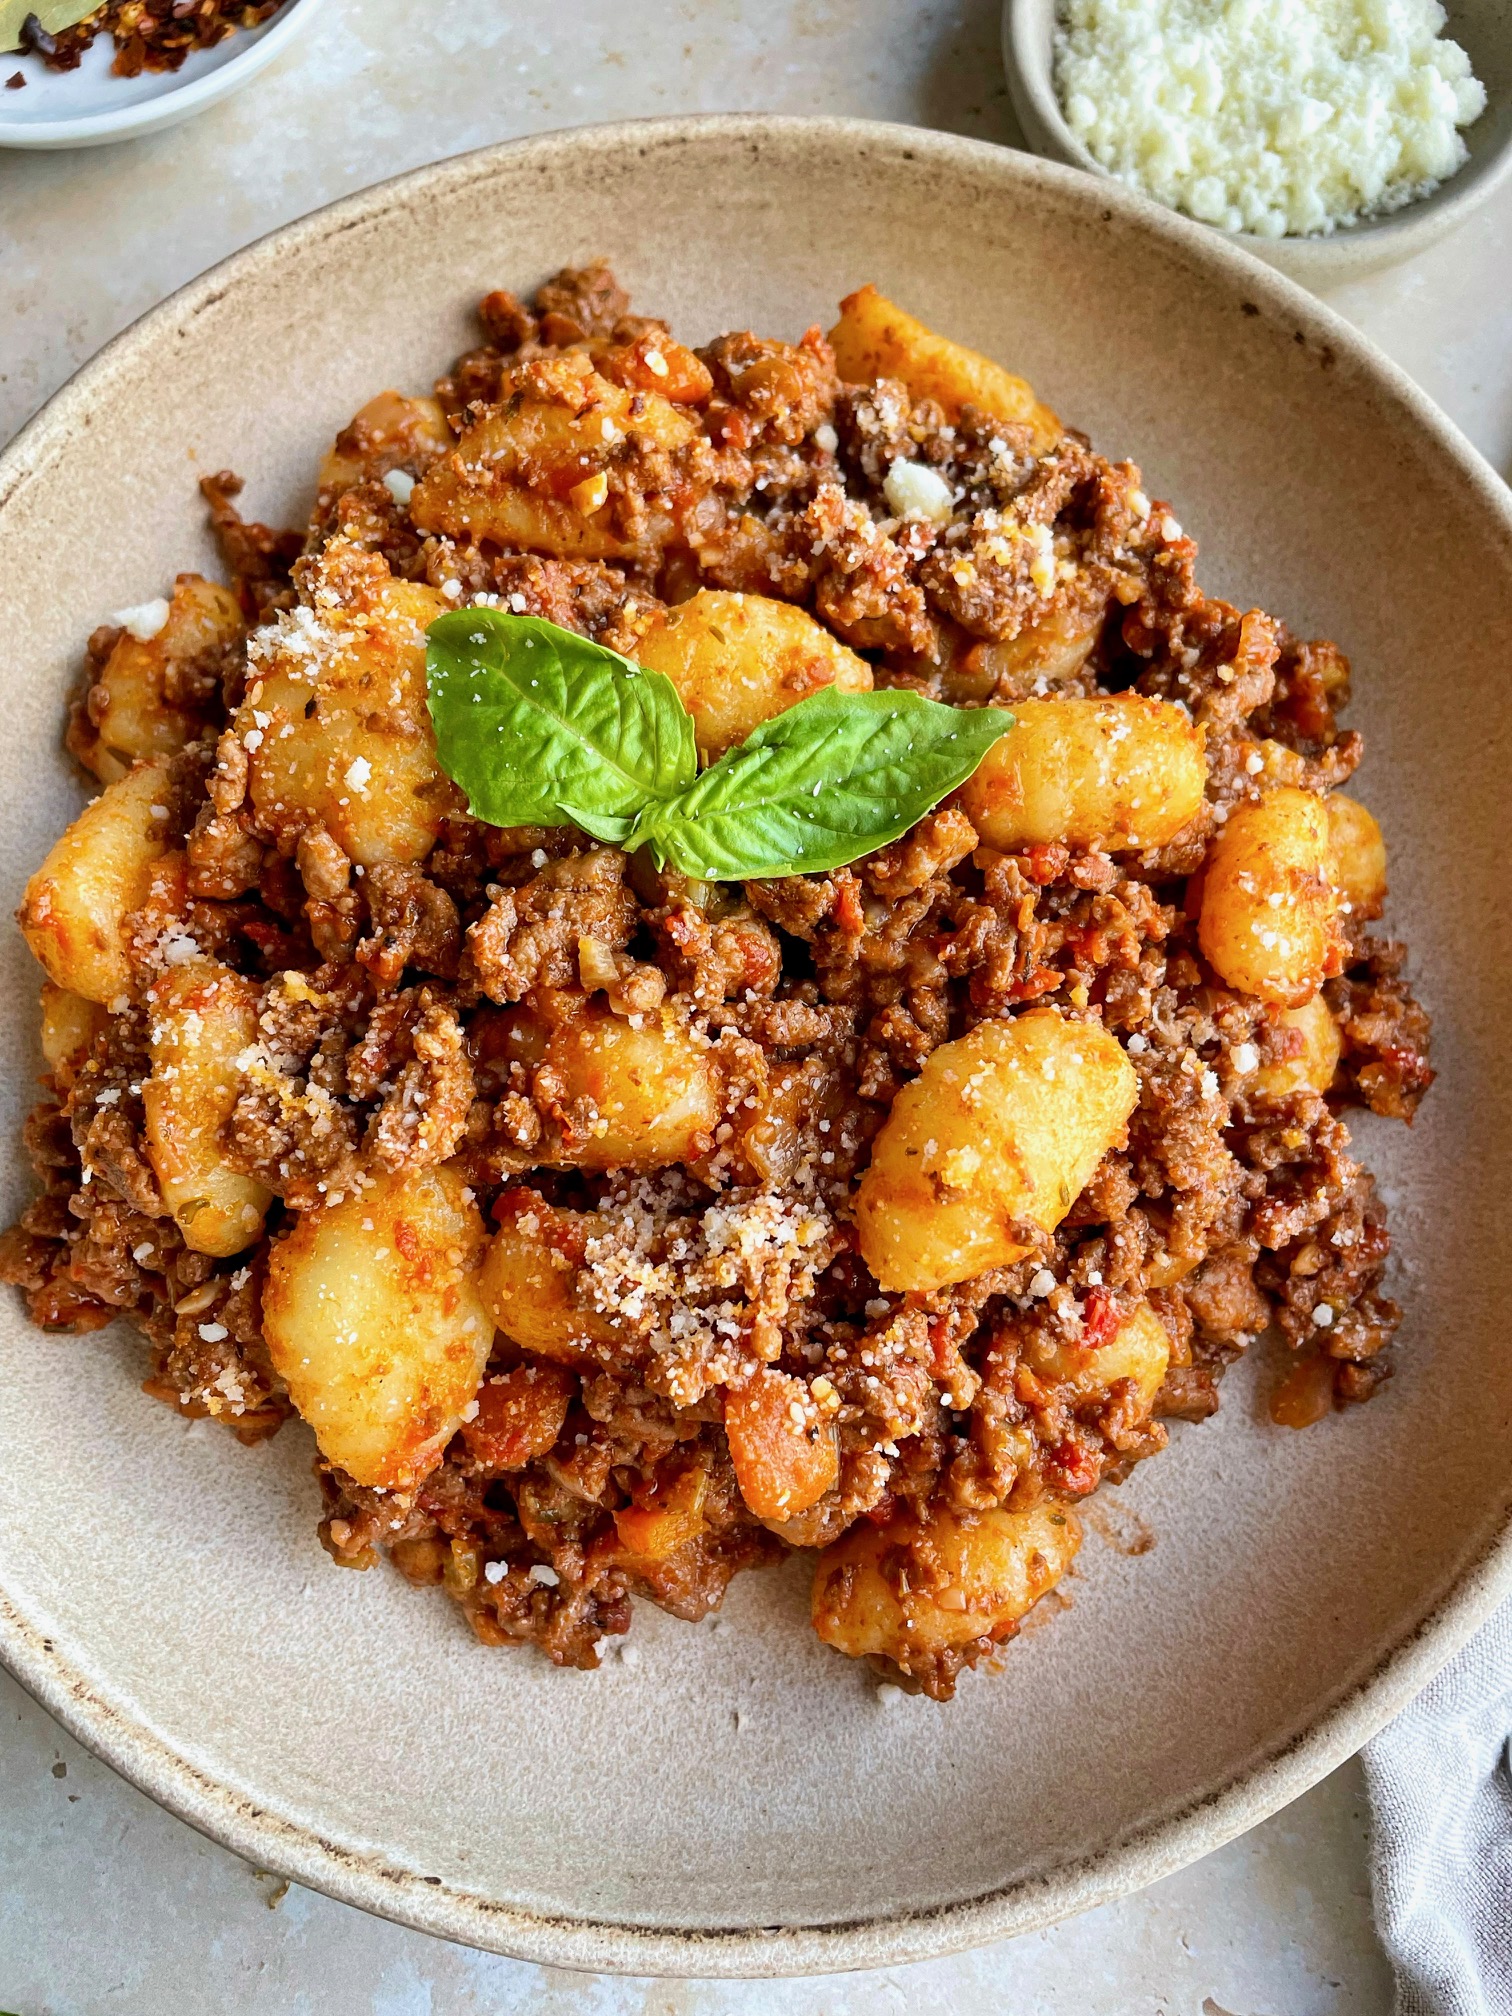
(426, 609, 697, 844)
(631, 688, 1013, 880)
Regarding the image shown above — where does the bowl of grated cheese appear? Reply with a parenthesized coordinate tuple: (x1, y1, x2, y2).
(1004, 0, 1512, 281)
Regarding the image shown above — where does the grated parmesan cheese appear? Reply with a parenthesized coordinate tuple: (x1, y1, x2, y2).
(883, 458, 955, 526)
(1055, 0, 1486, 239)
(158, 931, 202, 968)
(112, 597, 171, 642)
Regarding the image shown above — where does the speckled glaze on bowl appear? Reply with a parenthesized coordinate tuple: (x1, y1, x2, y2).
(1003, 0, 1512, 283)
(1, 117, 1510, 1978)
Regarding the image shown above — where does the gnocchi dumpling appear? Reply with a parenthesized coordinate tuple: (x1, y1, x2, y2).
(463, 1361, 577, 1472)
(812, 1500, 1080, 1668)
(235, 545, 457, 867)
(1252, 993, 1342, 1100)
(538, 1007, 724, 1170)
(480, 1195, 619, 1366)
(829, 284, 1061, 451)
(1198, 785, 1342, 1005)
(18, 760, 177, 1006)
(1327, 792, 1387, 920)
(76, 574, 243, 785)
(855, 1007, 1138, 1293)
(960, 693, 1207, 852)
(411, 350, 698, 561)
(317, 390, 454, 501)
(142, 957, 273, 1257)
(263, 1163, 494, 1490)
(632, 590, 872, 759)
(39, 984, 108, 1091)
(948, 602, 1105, 702)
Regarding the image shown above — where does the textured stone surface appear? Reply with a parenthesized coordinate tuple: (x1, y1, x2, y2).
(0, 1661, 1390, 2013)
(1, 0, 1508, 475)
(0, 0, 1508, 2008)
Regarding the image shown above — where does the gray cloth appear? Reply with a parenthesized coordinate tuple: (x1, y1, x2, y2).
(1364, 1602, 1512, 2016)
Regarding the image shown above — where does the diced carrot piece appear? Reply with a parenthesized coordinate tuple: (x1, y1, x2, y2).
(725, 1367, 838, 1522)
(597, 333, 713, 405)
(613, 1463, 709, 1559)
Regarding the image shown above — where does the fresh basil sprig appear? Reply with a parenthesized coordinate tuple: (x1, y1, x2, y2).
(627, 686, 1011, 878)
(426, 609, 1012, 880)
(426, 610, 695, 845)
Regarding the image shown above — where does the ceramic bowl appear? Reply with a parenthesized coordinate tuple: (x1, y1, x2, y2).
(1003, 0, 1512, 283)
(0, 0, 324, 149)
(1, 116, 1511, 1978)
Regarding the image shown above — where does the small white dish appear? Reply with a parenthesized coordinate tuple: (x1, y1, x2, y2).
(1002, 0, 1512, 283)
(0, 0, 324, 149)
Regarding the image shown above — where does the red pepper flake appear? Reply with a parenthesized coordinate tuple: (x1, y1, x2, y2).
(16, 1, 287, 79)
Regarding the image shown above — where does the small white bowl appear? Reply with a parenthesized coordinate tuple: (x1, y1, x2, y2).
(1003, 0, 1512, 283)
(0, 0, 325, 150)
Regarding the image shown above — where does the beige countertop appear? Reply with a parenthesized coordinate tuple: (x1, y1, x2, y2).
(1, 3, 1507, 2009)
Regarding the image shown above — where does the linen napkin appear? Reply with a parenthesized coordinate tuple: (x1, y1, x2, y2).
(1364, 1601, 1512, 2016)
